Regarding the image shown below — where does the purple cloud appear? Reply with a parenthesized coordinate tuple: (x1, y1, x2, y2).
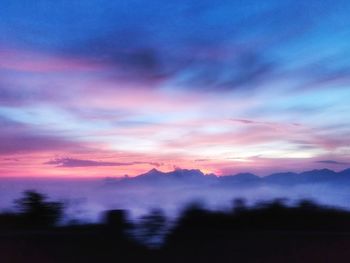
(230, 118, 302, 128)
(231, 119, 258, 125)
(316, 160, 350, 166)
(44, 158, 162, 168)
(0, 116, 83, 154)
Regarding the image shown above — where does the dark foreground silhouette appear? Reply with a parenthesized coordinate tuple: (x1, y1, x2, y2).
(1, 192, 350, 262)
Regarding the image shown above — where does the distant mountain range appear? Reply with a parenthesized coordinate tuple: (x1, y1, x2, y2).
(104, 168, 350, 187)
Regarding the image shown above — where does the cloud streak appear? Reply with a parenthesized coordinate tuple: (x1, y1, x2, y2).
(44, 158, 162, 168)
(316, 160, 350, 166)
(0, 116, 84, 155)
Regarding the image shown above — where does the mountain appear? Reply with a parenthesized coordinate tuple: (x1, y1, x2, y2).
(168, 169, 205, 179)
(264, 172, 300, 185)
(105, 168, 350, 187)
(339, 168, 350, 176)
(136, 168, 207, 180)
(137, 168, 165, 179)
(261, 168, 350, 186)
(115, 168, 216, 186)
(218, 173, 261, 186)
(300, 169, 337, 181)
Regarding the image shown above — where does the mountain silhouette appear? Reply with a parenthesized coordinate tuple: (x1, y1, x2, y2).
(218, 173, 261, 186)
(139, 168, 205, 179)
(106, 168, 350, 188)
(114, 168, 213, 187)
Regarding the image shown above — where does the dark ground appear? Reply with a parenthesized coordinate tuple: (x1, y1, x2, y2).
(1, 192, 350, 262)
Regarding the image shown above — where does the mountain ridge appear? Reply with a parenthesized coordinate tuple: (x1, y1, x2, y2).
(105, 167, 350, 187)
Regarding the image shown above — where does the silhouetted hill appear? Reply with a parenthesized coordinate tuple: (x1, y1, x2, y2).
(138, 168, 165, 178)
(218, 173, 261, 186)
(116, 168, 215, 186)
(105, 168, 350, 188)
(300, 168, 337, 182)
(264, 172, 299, 184)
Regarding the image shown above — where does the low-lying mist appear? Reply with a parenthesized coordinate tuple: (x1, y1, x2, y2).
(0, 173, 349, 223)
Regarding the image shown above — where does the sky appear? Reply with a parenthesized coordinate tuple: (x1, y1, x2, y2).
(0, 0, 350, 177)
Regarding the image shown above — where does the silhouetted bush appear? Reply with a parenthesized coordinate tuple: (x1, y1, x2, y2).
(15, 190, 63, 228)
(138, 209, 167, 246)
(104, 209, 131, 237)
(232, 198, 247, 214)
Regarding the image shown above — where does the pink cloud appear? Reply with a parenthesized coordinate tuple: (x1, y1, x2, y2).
(0, 48, 105, 73)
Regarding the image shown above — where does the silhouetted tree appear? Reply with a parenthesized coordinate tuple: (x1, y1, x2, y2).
(139, 209, 167, 246)
(297, 199, 318, 210)
(15, 190, 63, 228)
(104, 209, 130, 237)
(232, 198, 247, 214)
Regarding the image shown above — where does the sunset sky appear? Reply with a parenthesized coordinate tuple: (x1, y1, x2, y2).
(0, 0, 350, 177)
